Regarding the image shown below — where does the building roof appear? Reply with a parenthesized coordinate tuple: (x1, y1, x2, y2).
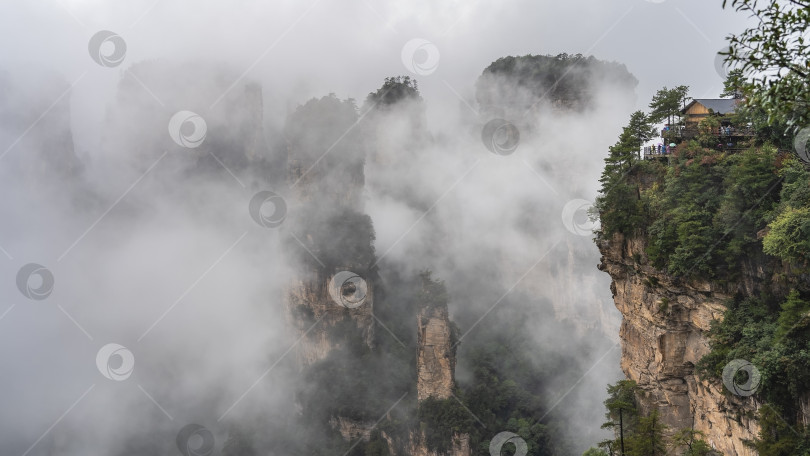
(682, 98, 739, 115)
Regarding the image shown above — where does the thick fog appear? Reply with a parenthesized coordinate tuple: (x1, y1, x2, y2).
(0, 1, 752, 455)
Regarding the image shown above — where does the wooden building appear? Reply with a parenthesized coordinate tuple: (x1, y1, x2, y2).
(681, 98, 739, 125)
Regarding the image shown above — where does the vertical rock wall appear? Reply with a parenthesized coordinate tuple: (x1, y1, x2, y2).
(597, 233, 760, 455)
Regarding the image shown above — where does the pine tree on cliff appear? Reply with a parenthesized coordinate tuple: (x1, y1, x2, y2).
(625, 410, 668, 456)
(601, 380, 640, 455)
(595, 111, 653, 236)
(648, 85, 690, 127)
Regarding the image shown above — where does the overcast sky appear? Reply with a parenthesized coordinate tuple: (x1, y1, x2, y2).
(0, 0, 749, 141)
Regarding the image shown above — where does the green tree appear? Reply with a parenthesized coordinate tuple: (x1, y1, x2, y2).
(595, 111, 654, 236)
(776, 289, 810, 339)
(722, 0, 810, 130)
(763, 206, 810, 265)
(625, 410, 668, 456)
(671, 428, 717, 456)
(627, 111, 658, 151)
(601, 380, 639, 454)
(648, 86, 691, 127)
(365, 75, 422, 108)
(751, 405, 805, 456)
(720, 68, 746, 100)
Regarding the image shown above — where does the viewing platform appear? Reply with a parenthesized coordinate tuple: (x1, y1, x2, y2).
(662, 125, 755, 141)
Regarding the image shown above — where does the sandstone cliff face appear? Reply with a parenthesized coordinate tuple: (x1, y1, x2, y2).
(329, 416, 376, 442)
(408, 283, 470, 456)
(285, 269, 374, 366)
(417, 302, 456, 402)
(597, 233, 760, 456)
(282, 94, 470, 455)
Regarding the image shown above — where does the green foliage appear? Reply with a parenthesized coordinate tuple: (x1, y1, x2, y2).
(418, 397, 475, 453)
(359, 430, 391, 456)
(722, 0, 810, 131)
(776, 289, 810, 339)
(644, 145, 781, 279)
(648, 85, 691, 126)
(595, 112, 654, 237)
(627, 111, 658, 148)
(763, 206, 810, 265)
(721, 68, 746, 100)
(453, 290, 610, 455)
(460, 342, 565, 456)
(603, 380, 639, 421)
(476, 53, 637, 117)
(365, 76, 422, 108)
(625, 410, 668, 456)
(600, 380, 639, 454)
(750, 405, 807, 456)
(773, 156, 810, 213)
(671, 428, 717, 456)
(695, 289, 810, 453)
(683, 440, 716, 456)
(600, 383, 670, 456)
(695, 116, 721, 148)
(290, 209, 377, 270)
(762, 156, 810, 266)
